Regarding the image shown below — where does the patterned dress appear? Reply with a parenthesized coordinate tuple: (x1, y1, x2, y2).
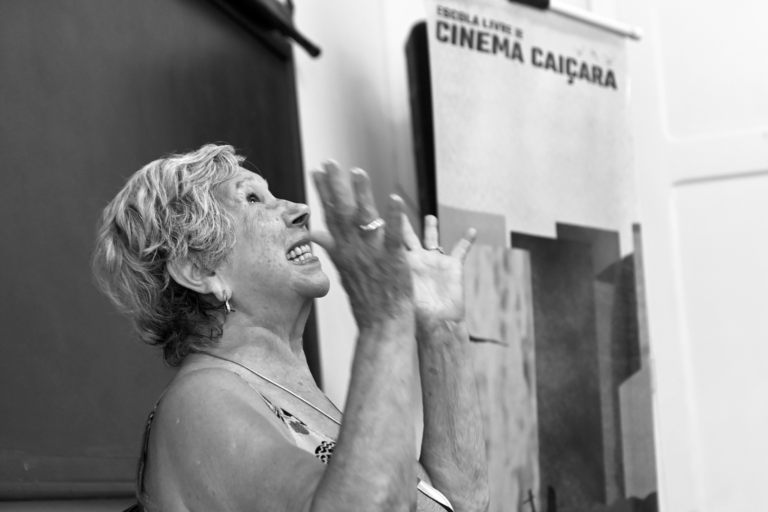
(256, 390, 337, 465)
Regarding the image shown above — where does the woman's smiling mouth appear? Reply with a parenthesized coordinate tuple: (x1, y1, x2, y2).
(286, 243, 316, 265)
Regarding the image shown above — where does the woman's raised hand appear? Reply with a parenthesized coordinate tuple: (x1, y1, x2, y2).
(310, 162, 412, 329)
(402, 215, 476, 326)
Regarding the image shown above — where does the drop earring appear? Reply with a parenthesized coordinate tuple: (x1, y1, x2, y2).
(225, 298, 235, 314)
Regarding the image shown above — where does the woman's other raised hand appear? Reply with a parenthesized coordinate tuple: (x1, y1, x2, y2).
(310, 162, 413, 329)
(402, 214, 476, 327)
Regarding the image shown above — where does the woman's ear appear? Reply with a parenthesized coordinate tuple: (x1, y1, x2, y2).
(167, 259, 229, 302)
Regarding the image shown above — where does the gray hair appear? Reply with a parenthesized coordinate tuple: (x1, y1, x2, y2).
(93, 144, 243, 366)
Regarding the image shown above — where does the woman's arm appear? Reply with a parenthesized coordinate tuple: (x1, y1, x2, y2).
(404, 216, 489, 512)
(309, 162, 419, 512)
(314, 313, 417, 512)
(417, 318, 488, 512)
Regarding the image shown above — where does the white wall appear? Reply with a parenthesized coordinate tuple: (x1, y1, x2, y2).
(617, 1, 768, 510)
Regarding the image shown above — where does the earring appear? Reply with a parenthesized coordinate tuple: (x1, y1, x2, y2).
(225, 298, 235, 314)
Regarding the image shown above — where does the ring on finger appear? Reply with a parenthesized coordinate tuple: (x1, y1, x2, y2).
(359, 218, 386, 232)
(426, 245, 445, 254)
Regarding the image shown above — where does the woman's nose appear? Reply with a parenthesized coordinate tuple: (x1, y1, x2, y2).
(282, 201, 310, 228)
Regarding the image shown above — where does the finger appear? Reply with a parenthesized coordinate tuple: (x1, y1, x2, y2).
(351, 168, 380, 225)
(323, 160, 356, 219)
(384, 195, 405, 252)
(311, 171, 344, 239)
(309, 230, 336, 254)
(312, 170, 333, 212)
(423, 215, 439, 249)
(400, 213, 421, 250)
(451, 227, 477, 263)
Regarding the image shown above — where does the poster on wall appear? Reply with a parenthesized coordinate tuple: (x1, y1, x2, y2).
(424, 1, 658, 511)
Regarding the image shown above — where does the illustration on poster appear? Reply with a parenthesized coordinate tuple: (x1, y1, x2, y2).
(435, 20, 619, 89)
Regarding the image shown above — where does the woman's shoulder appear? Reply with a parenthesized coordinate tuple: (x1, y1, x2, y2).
(167, 365, 258, 402)
(152, 366, 292, 446)
(143, 368, 326, 511)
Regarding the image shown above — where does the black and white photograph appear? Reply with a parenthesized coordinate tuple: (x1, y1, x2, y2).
(1, 1, 766, 512)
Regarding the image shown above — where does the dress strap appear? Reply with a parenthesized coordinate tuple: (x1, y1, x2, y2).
(131, 382, 174, 512)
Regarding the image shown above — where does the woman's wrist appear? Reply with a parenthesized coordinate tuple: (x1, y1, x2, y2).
(416, 317, 469, 347)
(358, 310, 416, 339)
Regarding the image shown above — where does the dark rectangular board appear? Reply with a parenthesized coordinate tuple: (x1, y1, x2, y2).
(0, 0, 316, 499)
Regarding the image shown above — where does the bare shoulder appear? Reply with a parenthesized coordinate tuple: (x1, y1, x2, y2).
(147, 368, 323, 512)
(156, 367, 282, 434)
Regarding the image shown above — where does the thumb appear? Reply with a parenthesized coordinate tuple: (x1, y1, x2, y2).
(309, 230, 336, 254)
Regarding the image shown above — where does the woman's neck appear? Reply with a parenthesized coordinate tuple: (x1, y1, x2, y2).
(209, 296, 314, 373)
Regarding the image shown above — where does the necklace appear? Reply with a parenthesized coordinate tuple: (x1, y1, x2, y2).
(198, 351, 342, 426)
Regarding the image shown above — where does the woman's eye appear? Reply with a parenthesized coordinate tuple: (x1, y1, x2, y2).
(247, 193, 261, 204)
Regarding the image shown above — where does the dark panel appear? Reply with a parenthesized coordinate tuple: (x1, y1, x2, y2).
(608, 255, 641, 383)
(556, 223, 621, 279)
(0, 0, 315, 498)
(406, 22, 438, 222)
(557, 223, 626, 501)
(512, 232, 606, 510)
(508, 0, 551, 10)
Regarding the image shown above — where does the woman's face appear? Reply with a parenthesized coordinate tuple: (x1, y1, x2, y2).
(214, 167, 330, 308)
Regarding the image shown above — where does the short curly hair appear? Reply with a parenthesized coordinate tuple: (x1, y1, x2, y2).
(93, 144, 243, 366)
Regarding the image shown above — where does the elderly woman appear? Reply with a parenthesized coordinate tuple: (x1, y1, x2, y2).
(93, 144, 488, 512)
